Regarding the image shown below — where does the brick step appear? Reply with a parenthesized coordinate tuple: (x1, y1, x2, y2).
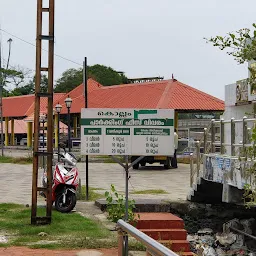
(159, 240, 190, 252)
(139, 228, 187, 240)
(136, 220, 184, 229)
(178, 253, 196, 256)
(136, 213, 184, 229)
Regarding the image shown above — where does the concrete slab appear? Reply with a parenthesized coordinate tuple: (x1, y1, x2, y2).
(95, 198, 170, 212)
(0, 162, 190, 204)
(128, 251, 146, 256)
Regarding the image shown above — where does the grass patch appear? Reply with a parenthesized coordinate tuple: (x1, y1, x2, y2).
(0, 156, 13, 163)
(0, 203, 113, 249)
(0, 155, 32, 164)
(131, 189, 168, 195)
(77, 186, 105, 201)
(177, 157, 190, 164)
(90, 187, 105, 191)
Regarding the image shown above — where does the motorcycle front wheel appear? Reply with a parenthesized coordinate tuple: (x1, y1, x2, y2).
(55, 190, 76, 213)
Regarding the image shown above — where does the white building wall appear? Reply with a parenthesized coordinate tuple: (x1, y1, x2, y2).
(223, 83, 254, 155)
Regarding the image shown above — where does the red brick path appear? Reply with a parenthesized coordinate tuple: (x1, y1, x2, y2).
(0, 247, 118, 256)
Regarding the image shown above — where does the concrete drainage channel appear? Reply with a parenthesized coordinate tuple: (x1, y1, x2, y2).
(169, 202, 256, 255)
(95, 199, 256, 255)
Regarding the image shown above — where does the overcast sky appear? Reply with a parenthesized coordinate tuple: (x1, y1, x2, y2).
(1, 0, 256, 99)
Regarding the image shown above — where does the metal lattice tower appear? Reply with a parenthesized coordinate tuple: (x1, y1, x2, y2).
(31, 0, 55, 225)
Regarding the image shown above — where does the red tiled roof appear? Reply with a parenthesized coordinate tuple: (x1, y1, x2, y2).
(158, 80, 224, 110)
(2, 79, 224, 117)
(57, 78, 102, 114)
(60, 79, 224, 113)
(25, 93, 66, 116)
(2, 94, 35, 118)
(2, 93, 66, 118)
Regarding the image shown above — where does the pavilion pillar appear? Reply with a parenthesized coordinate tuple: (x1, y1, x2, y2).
(27, 122, 33, 147)
(54, 114, 58, 148)
(174, 111, 178, 130)
(5, 117, 9, 146)
(11, 119, 15, 145)
(73, 116, 78, 138)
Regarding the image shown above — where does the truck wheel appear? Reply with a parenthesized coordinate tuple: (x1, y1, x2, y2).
(133, 163, 139, 170)
(164, 157, 171, 169)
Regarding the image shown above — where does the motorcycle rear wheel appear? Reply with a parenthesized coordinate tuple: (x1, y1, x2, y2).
(55, 190, 76, 213)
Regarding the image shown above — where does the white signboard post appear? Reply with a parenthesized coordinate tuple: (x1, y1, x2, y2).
(81, 108, 174, 254)
(81, 108, 174, 156)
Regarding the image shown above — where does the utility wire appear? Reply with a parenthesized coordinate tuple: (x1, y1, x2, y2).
(0, 29, 215, 103)
(0, 28, 83, 67)
(2, 57, 35, 74)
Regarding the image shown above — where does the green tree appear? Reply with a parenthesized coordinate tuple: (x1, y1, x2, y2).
(54, 65, 128, 93)
(206, 24, 256, 207)
(9, 74, 48, 96)
(205, 23, 256, 90)
(54, 68, 83, 93)
(88, 64, 127, 86)
(0, 67, 24, 88)
(0, 66, 25, 97)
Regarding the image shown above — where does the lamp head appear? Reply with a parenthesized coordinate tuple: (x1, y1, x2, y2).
(64, 96, 72, 109)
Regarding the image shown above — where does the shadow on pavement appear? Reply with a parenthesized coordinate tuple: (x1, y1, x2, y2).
(132, 166, 177, 171)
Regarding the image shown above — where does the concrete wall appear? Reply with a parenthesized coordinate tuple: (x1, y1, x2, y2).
(223, 83, 254, 155)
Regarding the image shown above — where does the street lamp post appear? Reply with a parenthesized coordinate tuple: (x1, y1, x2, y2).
(64, 96, 72, 152)
(0, 38, 13, 156)
(40, 113, 46, 170)
(55, 103, 62, 161)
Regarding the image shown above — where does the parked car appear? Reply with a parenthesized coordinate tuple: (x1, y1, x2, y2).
(65, 137, 81, 148)
(20, 138, 27, 146)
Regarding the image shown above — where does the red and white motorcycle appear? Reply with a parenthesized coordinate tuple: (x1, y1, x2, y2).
(41, 144, 79, 213)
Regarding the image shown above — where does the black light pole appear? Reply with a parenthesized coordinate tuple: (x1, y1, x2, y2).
(83, 57, 89, 201)
(55, 103, 62, 161)
(0, 38, 13, 156)
(65, 96, 72, 152)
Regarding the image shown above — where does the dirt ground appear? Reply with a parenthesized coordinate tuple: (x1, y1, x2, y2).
(0, 247, 118, 256)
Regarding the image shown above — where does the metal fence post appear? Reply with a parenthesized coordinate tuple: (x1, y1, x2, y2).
(220, 118, 224, 154)
(247, 127, 251, 145)
(118, 230, 125, 256)
(231, 118, 235, 156)
(190, 153, 194, 187)
(203, 128, 207, 154)
(211, 119, 215, 153)
(196, 141, 200, 177)
(117, 219, 180, 256)
(242, 116, 247, 156)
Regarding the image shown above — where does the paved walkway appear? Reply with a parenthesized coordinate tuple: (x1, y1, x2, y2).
(0, 160, 190, 255)
(0, 162, 190, 204)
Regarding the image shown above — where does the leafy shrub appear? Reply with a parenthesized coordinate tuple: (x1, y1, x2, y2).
(104, 184, 136, 223)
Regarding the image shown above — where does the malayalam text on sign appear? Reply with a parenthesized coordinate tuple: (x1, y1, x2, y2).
(81, 109, 174, 156)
